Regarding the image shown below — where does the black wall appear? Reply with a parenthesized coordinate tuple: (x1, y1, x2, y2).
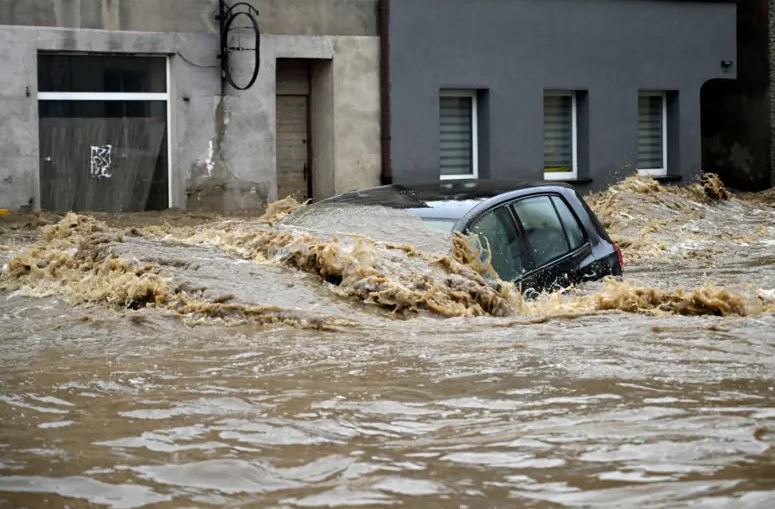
(702, 0, 772, 190)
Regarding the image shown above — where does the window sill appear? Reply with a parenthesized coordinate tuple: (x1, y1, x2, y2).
(652, 174, 682, 183)
(543, 177, 593, 185)
(440, 175, 477, 181)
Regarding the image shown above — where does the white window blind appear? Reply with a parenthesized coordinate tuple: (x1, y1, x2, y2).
(543, 93, 576, 178)
(440, 91, 477, 178)
(638, 93, 666, 173)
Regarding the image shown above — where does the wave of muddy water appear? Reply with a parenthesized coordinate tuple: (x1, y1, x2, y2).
(1, 177, 774, 508)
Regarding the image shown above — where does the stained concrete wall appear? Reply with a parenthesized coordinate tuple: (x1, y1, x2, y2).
(0, 1, 381, 211)
(332, 36, 381, 194)
(0, 26, 222, 211)
(0, 25, 381, 211)
(306, 37, 383, 201)
(389, 0, 737, 191)
(0, 0, 379, 36)
(310, 60, 336, 200)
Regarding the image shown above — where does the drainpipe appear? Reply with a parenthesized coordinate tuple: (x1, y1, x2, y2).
(379, 0, 392, 184)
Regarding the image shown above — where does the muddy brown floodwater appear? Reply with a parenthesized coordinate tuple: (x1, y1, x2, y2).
(0, 176, 774, 508)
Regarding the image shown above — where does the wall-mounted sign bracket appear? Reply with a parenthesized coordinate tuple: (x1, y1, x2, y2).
(216, 0, 261, 93)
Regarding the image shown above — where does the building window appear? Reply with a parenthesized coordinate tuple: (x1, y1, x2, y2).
(638, 92, 667, 176)
(543, 91, 578, 180)
(37, 53, 171, 212)
(440, 90, 478, 179)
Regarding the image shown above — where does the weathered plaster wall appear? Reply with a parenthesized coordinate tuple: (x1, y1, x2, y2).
(265, 35, 381, 200)
(0, 27, 38, 210)
(389, 0, 737, 191)
(310, 59, 336, 200)
(186, 35, 340, 210)
(0, 26, 224, 211)
(0, 0, 379, 35)
(0, 25, 381, 211)
(332, 36, 381, 195)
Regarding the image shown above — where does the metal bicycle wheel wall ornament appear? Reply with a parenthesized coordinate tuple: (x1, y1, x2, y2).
(217, 0, 261, 92)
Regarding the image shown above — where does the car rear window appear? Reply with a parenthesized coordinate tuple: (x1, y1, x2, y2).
(551, 196, 585, 250)
(511, 196, 569, 267)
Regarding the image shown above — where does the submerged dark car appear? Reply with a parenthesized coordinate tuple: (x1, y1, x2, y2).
(317, 180, 623, 293)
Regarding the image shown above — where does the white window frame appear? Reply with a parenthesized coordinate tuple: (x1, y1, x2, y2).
(440, 89, 479, 180)
(37, 55, 173, 207)
(543, 90, 578, 181)
(637, 91, 668, 177)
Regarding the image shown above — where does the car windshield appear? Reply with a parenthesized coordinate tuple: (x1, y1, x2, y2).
(421, 217, 457, 233)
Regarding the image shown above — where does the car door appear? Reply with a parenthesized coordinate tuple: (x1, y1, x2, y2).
(467, 205, 528, 283)
(510, 194, 592, 292)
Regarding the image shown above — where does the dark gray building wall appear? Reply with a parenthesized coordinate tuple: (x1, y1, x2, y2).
(389, 0, 737, 190)
(0, 0, 379, 35)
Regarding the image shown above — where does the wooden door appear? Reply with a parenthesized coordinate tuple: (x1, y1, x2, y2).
(276, 60, 311, 200)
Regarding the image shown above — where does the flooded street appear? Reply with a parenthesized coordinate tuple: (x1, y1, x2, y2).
(1, 177, 774, 508)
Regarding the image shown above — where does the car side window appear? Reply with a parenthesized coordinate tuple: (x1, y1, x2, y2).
(469, 207, 525, 281)
(551, 196, 585, 250)
(511, 196, 570, 267)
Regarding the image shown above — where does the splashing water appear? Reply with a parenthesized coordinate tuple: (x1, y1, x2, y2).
(1, 175, 774, 508)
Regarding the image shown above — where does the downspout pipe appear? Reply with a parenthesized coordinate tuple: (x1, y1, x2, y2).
(379, 0, 392, 184)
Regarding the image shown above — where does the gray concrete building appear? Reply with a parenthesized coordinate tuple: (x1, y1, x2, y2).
(385, 0, 738, 190)
(0, 0, 382, 212)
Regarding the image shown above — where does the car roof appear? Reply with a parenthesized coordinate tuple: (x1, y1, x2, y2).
(318, 180, 574, 220)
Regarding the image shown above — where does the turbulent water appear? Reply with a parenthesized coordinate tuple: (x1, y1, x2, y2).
(1, 177, 774, 508)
